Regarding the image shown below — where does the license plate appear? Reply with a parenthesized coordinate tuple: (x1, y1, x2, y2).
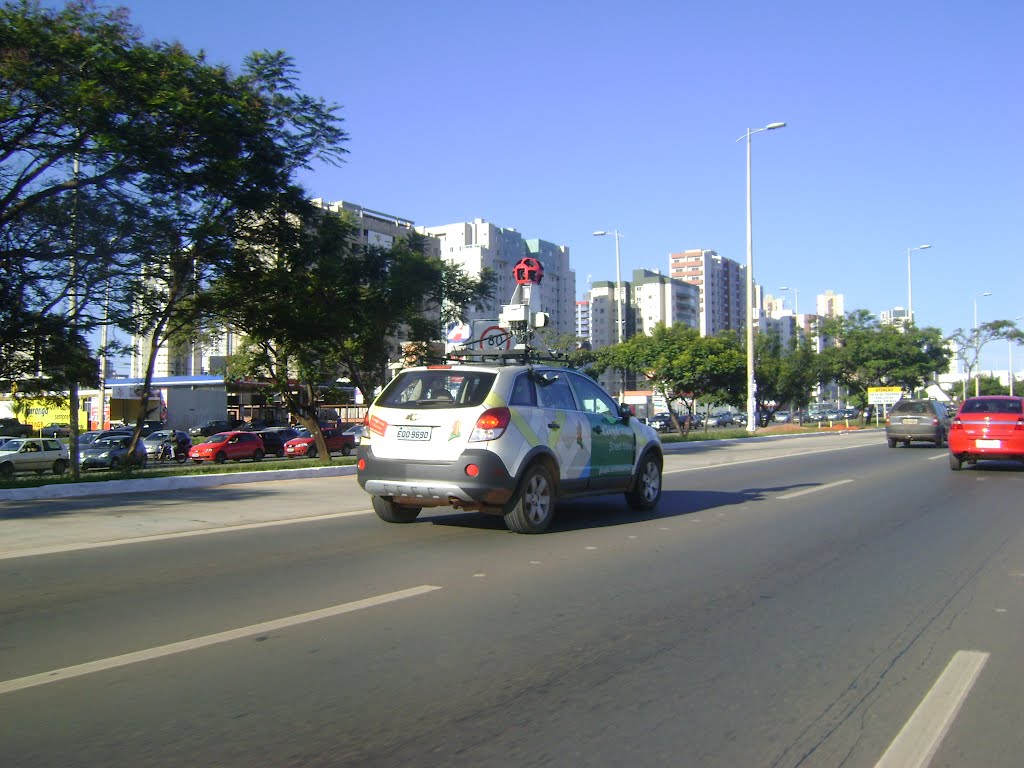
(902, 418, 918, 424)
(396, 426, 431, 441)
(976, 439, 1001, 448)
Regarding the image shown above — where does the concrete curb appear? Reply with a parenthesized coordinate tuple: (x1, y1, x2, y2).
(0, 464, 358, 502)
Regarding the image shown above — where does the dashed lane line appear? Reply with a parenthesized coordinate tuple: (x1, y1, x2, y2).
(875, 650, 989, 768)
(777, 479, 855, 500)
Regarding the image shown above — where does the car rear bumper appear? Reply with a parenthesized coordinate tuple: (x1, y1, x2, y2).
(357, 446, 517, 510)
(948, 433, 1024, 460)
(886, 426, 941, 441)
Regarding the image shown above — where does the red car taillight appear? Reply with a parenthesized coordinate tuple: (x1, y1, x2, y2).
(470, 407, 511, 442)
(950, 417, 963, 431)
(1016, 418, 1024, 431)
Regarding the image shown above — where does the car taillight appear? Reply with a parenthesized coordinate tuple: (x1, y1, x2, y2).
(1016, 419, 1024, 431)
(950, 417, 963, 430)
(470, 408, 511, 442)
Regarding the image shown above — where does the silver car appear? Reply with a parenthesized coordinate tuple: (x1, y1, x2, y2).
(886, 399, 951, 447)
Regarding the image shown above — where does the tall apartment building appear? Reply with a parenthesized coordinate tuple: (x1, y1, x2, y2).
(880, 307, 911, 328)
(816, 290, 845, 320)
(669, 249, 748, 337)
(630, 269, 700, 335)
(133, 199, 433, 378)
(416, 218, 576, 336)
(575, 300, 592, 347)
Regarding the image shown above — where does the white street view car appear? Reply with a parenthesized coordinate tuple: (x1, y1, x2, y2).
(357, 363, 663, 533)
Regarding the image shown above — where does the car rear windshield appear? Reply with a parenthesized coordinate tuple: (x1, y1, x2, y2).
(377, 370, 497, 409)
(961, 399, 1022, 414)
(892, 401, 934, 415)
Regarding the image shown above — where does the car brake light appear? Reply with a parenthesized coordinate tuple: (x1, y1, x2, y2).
(950, 417, 963, 430)
(470, 407, 511, 442)
(1016, 419, 1024, 431)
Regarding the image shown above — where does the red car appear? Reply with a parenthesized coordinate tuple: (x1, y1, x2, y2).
(283, 426, 355, 458)
(948, 396, 1024, 471)
(188, 431, 265, 464)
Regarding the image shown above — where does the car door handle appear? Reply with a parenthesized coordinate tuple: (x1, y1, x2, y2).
(593, 426, 603, 434)
(548, 422, 560, 429)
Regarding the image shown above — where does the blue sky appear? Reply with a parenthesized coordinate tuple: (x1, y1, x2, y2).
(111, 0, 1021, 370)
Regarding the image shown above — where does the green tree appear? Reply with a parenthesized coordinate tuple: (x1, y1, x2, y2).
(818, 310, 951, 404)
(946, 320, 1022, 398)
(753, 332, 819, 426)
(595, 324, 744, 435)
(334, 234, 494, 404)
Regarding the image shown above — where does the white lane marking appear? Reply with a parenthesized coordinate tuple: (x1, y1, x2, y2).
(875, 650, 989, 768)
(928, 453, 949, 461)
(0, 509, 374, 561)
(0, 585, 441, 696)
(777, 479, 855, 500)
(664, 441, 874, 476)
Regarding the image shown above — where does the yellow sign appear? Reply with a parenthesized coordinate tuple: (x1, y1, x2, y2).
(868, 386, 902, 393)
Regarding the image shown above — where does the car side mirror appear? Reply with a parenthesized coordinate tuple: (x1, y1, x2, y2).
(618, 403, 632, 422)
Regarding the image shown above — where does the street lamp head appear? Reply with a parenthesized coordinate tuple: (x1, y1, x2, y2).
(779, 285, 790, 290)
(918, 244, 932, 250)
(982, 291, 993, 297)
(592, 230, 608, 237)
(766, 122, 786, 130)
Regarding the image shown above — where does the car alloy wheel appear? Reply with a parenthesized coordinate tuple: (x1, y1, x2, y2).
(504, 463, 555, 534)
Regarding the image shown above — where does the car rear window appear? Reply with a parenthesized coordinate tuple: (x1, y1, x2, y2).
(377, 370, 497, 409)
(961, 398, 1023, 414)
(892, 401, 932, 415)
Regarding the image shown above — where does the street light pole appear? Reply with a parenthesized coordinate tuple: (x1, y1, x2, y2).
(973, 290, 993, 396)
(593, 230, 624, 343)
(1011, 316, 1023, 397)
(905, 244, 932, 324)
(739, 122, 786, 433)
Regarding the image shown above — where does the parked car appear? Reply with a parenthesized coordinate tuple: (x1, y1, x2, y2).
(0, 437, 70, 476)
(885, 398, 950, 447)
(357, 362, 663, 533)
(253, 429, 288, 458)
(284, 426, 356, 458)
(188, 431, 264, 464)
(78, 428, 132, 446)
(142, 430, 192, 463)
(948, 396, 1024, 470)
(188, 419, 236, 438)
(79, 434, 149, 470)
(646, 413, 676, 432)
(342, 423, 365, 447)
(40, 423, 71, 438)
(0, 417, 33, 438)
(0, 436, 20, 449)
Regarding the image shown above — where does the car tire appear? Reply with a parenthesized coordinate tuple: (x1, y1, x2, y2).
(214, 452, 227, 464)
(372, 495, 421, 524)
(626, 452, 663, 511)
(52, 459, 67, 475)
(110, 456, 121, 470)
(342, 444, 352, 456)
(307, 446, 318, 459)
(252, 449, 263, 463)
(0, 462, 13, 477)
(887, 438, 897, 448)
(949, 452, 963, 471)
(504, 463, 555, 534)
(935, 431, 945, 448)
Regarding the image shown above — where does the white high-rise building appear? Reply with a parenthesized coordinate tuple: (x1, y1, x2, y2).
(417, 218, 576, 335)
(630, 269, 700, 335)
(669, 249, 749, 337)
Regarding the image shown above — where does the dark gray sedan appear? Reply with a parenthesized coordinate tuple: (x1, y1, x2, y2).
(79, 435, 149, 470)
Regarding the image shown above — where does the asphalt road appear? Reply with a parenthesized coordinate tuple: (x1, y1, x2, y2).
(2, 431, 1023, 767)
